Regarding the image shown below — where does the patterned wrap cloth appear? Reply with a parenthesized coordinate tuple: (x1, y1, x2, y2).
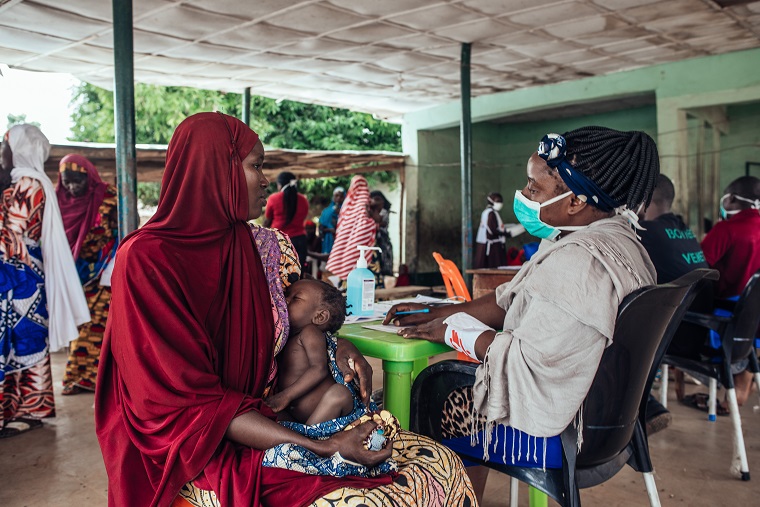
(62, 183, 118, 393)
(0, 178, 55, 427)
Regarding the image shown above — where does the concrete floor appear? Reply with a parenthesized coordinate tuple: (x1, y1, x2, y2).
(1, 351, 758, 506)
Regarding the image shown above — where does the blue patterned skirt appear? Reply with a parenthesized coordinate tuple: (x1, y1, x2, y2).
(0, 246, 49, 384)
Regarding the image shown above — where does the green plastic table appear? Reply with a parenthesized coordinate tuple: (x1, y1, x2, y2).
(338, 323, 549, 507)
(337, 322, 450, 429)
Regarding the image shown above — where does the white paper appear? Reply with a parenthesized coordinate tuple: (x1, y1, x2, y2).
(344, 295, 459, 326)
(344, 314, 384, 324)
(362, 323, 403, 334)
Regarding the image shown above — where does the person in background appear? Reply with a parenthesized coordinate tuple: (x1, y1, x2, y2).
(703, 176, 760, 300)
(325, 176, 380, 286)
(640, 175, 708, 283)
(474, 192, 508, 268)
(638, 174, 711, 427)
(56, 154, 118, 395)
(319, 186, 345, 255)
(302, 220, 322, 276)
(265, 171, 309, 266)
(395, 264, 411, 287)
(0, 125, 89, 438)
(369, 190, 393, 277)
(699, 175, 760, 409)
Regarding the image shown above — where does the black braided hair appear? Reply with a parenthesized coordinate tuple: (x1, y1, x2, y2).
(277, 171, 298, 226)
(563, 126, 660, 209)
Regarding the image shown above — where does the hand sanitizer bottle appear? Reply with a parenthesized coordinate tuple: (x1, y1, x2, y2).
(346, 246, 381, 317)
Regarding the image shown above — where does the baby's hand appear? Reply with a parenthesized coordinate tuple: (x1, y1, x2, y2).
(265, 392, 289, 413)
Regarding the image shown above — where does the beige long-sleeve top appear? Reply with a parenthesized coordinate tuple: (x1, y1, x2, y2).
(473, 215, 656, 438)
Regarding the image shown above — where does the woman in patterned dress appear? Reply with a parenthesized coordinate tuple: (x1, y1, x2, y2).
(0, 125, 89, 438)
(95, 113, 476, 507)
(56, 154, 118, 395)
(325, 176, 385, 288)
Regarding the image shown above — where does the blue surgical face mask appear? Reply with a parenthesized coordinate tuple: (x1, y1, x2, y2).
(513, 190, 584, 241)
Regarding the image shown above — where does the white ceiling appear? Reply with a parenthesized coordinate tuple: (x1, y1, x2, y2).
(1, 0, 759, 118)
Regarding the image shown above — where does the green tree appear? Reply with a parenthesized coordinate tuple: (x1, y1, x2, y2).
(69, 83, 246, 145)
(6, 113, 41, 130)
(69, 83, 400, 151)
(69, 83, 401, 206)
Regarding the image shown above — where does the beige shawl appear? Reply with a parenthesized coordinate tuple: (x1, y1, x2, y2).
(472, 215, 656, 450)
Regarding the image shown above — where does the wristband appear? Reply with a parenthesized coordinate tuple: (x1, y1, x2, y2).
(443, 313, 493, 362)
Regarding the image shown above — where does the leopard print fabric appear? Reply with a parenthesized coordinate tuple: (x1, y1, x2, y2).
(441, 386, 485, 440)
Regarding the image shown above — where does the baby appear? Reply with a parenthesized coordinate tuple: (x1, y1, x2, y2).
(266, 279, 354, 426)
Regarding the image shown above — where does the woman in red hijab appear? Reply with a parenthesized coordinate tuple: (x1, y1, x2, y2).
(95, 113, 475, 507)
(95, 112, 391, 506)
(56, 154, 118, 395)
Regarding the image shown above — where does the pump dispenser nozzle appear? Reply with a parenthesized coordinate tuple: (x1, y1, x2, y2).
(355, 246, 381, 269)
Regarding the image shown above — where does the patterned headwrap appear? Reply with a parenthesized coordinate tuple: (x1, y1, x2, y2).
(537, 133, 619, 212)
(59, 159, 89, 173)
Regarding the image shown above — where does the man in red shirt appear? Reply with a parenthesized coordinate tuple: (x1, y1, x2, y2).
(702, 176, 760, 299)
(701, 175, 760, 407)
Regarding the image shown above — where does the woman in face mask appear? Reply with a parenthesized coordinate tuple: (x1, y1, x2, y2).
(383, 126, 660, 502)
(473, 192, 507, 268)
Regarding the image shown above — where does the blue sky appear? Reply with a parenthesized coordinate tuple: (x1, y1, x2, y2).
(0, 65, 80, 143)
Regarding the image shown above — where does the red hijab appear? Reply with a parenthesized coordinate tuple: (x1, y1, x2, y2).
(55, 153, 109, 258)
(95, 113, 384, 507)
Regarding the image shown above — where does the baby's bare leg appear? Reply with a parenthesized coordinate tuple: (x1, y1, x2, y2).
(305, 383, 355, 426)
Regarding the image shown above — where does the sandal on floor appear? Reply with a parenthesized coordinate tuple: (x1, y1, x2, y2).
(680, 393, 729, 416)
(0, 418, 43, 439)
(62, 384, 84, 396)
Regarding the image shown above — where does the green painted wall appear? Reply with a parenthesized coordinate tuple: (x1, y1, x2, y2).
(416, 124, 504, 272)
(722, 102, 760, 189)
(403, 49, 760, 274)
(405, 48, 760, 132)
(414, 105, 657, 272)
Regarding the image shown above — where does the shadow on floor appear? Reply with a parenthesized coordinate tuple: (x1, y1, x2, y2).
(0, 352, 758, 506)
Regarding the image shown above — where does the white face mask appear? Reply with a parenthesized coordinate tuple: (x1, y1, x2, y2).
(720, 193, 760, 219)
(487, 197, 503, 211)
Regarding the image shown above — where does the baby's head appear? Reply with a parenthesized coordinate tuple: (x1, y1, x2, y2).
(285, 279, 346, 334)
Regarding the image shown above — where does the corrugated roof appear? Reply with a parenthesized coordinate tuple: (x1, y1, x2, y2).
(2, 0, 759, 117)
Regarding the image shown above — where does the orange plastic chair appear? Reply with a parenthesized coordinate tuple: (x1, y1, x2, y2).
(432, 252, 477, 362)
(432, 252, 471, 302)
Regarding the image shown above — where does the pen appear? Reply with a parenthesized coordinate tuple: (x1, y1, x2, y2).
(394, 309, 430, 315)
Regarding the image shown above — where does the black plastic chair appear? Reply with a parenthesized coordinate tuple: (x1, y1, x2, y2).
(410, 269, 716, 507)
(662, 270, 760, 481)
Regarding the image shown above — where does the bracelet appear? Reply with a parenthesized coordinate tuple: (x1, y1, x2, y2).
(443, 313, 493, 362)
